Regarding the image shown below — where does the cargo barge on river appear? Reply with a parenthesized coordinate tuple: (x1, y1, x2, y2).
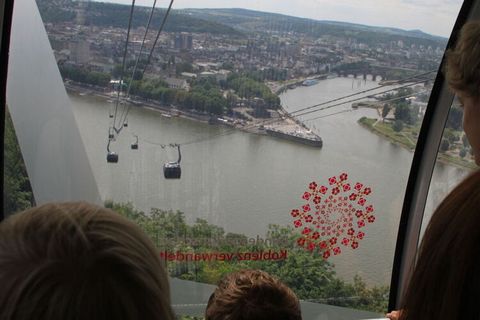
(265, 127, 323, 148)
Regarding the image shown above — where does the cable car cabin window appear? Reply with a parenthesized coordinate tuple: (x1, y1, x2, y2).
(421, 98, 473, 240)
(4, 0, 464, 319)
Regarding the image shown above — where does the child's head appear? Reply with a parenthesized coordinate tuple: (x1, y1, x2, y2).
(205, 269, 302, 320)
(400, 170, 480, 319)
(445, 21, 480, 99)
(0, 202, 174, 320)
(445, 21, 480, 164)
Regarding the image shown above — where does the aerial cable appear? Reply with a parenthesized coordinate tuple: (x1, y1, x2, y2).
(291, 78, 430, 118)
(304, 92, 421, 122)
(111, 0, 136, 135)
(176, 77, 433, 147)
(127, 70, 434, 148)
(116, 0, 175, 134)
(139, 0, 174, 79)
(131, 77, 431, 149)
(288, 70, 435, 117)
(178, 71, 435, 146)
(117, 0, 158, 129)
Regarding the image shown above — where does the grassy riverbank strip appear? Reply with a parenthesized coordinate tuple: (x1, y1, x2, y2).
(358, 117, 416, 150)
(358, 117, 476, 170)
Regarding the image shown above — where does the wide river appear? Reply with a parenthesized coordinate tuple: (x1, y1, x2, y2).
(70, 77, 468, 286)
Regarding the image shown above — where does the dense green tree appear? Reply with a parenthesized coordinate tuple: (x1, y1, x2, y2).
(446, 106, 463, 130)
(440, 139, 450, 152)
(382, 104, 391, 121)
(60, 65, 111, 87)
(110, 202, 389, 314)
(4, 110, 34, 215)
(176, 62, 194, 75)
(393, 120, 404, 132)
(394, 103, 416, 125)
(443, 129, 459, 144)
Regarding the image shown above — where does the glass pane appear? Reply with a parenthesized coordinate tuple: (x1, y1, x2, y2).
(7, 0, 463, 319)
(422, 98, 474, 238)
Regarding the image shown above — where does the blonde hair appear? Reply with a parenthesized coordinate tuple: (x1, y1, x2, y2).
(0, 202, 175, 320)
(445, 21, 480, 98)
(206, 269, 302, 320)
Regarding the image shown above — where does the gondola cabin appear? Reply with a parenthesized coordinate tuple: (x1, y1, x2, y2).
(163, 162, 181, 179)
(106, 152, 119, 163)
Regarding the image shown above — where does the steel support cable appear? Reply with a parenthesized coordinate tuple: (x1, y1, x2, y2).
(305, 92, 423, 121)
(175, 77, 433, 147)
(117, 0, 158, 128)
(115, 0, 174, 134)
(293, 79, 431, 118)
(111, 0, 136, 136)
(140, 78, 432, 148)
(288, 70, 435, 117)
(178, 77, 432, 146)
(139, 0, 174, 79)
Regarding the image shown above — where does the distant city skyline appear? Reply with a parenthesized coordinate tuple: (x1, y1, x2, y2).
(92, 0, 463, 37)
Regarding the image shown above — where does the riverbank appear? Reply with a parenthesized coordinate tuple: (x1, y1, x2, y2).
(65, 81, 321, 146)
(358, 117, 476, 170)
(267, 73, 330, 95)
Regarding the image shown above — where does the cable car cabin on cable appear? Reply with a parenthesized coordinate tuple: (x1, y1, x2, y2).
(131, 135, 138, 150)
(163, 144, 181, 179)
(107, 151, 118, 163)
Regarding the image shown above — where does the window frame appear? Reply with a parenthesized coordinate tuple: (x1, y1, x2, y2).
(0, 0, 15, 222)
(1, 0, 479, 313)
(388, 0, 480, 310)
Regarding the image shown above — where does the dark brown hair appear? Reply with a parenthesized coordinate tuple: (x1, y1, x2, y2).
(205, 269, 302, 320)
(400, 170, 480, 320)
(0, 202, 175, 320)
(445, 21, 480, 98)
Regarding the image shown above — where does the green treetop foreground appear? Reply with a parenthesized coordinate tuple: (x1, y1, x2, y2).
(106, 201, 388, 314)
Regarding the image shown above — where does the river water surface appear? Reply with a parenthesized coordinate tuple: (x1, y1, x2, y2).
(70, 77, 468, 285)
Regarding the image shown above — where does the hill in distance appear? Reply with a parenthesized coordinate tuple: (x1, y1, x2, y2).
(37, 1, 447, 47)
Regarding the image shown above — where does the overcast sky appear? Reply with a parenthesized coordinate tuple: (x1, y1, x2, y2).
(93, 0, 463, 37)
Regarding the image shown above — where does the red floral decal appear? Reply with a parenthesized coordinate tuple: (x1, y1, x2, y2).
(333, 247, 342, 255)
(294, 220, 302, 228)
(297, 238, 306, 246)
(291, 209, 300, 217)
(290, 172, 376, 259)
(328, 177, 337, 185)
